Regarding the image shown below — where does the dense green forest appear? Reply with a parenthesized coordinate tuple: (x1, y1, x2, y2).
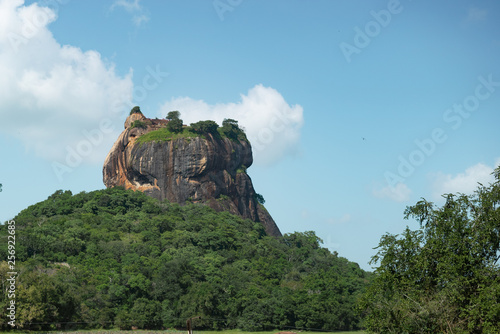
(4, 170, 497, 333)
(0, 187, 370, 331)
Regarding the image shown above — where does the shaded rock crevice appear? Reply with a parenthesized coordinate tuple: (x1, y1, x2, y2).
(103, 114, 281, 237)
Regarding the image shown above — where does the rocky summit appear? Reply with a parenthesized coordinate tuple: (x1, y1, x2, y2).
(103, 112, 282, 237)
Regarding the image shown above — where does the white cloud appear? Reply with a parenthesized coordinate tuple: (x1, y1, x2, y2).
(111, 0, 149, 26)
(373, 182, 412, 202)
(326, 213, 352, 225)
(132, 14, 149, 26)
(158, 84, 304, 166)
(0, 0, 133, 165)
(466, 7, 487, 22)
(111, 0, 141, 12)
(431, 160, 499, 198)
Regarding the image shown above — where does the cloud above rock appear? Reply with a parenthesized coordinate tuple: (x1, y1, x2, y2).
(158, 84, 304, 166)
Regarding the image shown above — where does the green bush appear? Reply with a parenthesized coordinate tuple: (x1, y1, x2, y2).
(166, 118, 183, 133)
(166, 110, 180, 120)
(130, 120, 147, 129)
(236, 165, 247, 174)
(217, 194, 230, 201)
(220, 118, 248, 142)
(130, 106, 142, 115)
(253, 193, 265, 205)
(190, 120, 219, 135)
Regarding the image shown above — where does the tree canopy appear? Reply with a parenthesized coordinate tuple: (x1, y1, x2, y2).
(166, 111, 180, 120)
(189, 120, 219, 135)
(359, 167, 500, 333)
(129, 106, 142, 115)
(220, 118, 247, 142)
(253, 193, 265, 205)
(0, 187, 370, 331)
(166, 118, 183, 133)
(166, 111, 183, 133)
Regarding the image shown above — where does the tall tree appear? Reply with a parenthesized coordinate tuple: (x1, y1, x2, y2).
(166, 111, 180, 120)
(166, 111, 183, 133)
(360, 167, 500, 333)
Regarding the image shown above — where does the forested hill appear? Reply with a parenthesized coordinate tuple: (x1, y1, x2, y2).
(0, 187, 371, 331)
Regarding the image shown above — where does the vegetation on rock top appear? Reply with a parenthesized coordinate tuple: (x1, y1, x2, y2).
(132, 109, 248, 144)
(130, 120, 148, 129)
(135, 127, 200, 144)
(129, 106, 143, 115)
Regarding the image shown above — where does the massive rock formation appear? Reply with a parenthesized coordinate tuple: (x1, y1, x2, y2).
(103, 113, 282, 237)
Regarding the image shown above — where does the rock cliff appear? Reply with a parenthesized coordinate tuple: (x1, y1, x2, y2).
(103, 113, 282, 237)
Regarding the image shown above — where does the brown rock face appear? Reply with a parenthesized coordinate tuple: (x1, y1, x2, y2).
(103, 114, 282, 237)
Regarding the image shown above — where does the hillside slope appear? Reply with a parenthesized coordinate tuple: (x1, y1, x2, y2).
(0, 188, 371, 331)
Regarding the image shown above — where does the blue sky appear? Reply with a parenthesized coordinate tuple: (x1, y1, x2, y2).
(1, 0, 499, 270)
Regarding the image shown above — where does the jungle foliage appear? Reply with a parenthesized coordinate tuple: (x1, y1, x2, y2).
(0, 187, 370, 331)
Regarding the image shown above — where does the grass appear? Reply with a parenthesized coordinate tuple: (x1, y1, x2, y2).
(198, 331, 366, 334)
(135, 125, 249, 146)
(136, 127, 201, 144)
(0, 330, 366, 334)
